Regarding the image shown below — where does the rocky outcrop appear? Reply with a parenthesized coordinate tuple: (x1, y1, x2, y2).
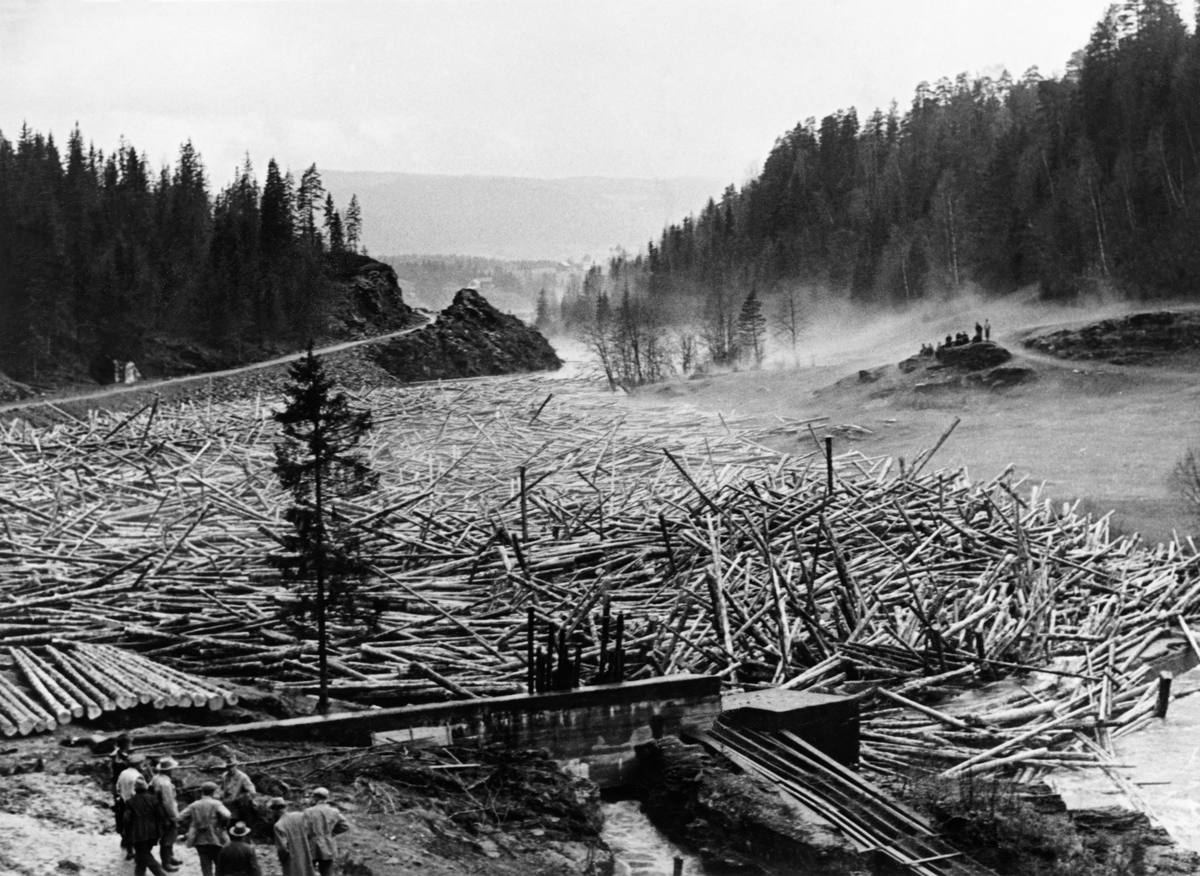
(371, 288, 561, 382)
(937, 341, 1012, 371)
(632, 738, 864, 875)
(1025, 310, 1200, 365)
(325, 252, 416, 338)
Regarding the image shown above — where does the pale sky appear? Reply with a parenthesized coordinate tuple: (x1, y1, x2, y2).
(0, 0, 1139, 187)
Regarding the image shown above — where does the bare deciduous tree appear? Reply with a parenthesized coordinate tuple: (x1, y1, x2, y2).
(771, 286, 806, 366)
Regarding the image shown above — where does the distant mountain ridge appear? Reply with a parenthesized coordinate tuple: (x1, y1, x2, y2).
(321, 171, 725, 261)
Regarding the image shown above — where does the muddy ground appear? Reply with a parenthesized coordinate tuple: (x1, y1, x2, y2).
(0, 717, 613, 876)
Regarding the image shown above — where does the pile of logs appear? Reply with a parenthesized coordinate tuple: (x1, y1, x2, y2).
(0, 642, 235, 735)
(1, 373, 1198, 780)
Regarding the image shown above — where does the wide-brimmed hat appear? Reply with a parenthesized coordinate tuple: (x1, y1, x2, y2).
(156, 756, 179, 771)
(200, 781, 218, 794)
(127, 753, 146, 765)
(230, 821, 250, 838)
(310, 787, 330, 800)
(268, 797, 287, 809)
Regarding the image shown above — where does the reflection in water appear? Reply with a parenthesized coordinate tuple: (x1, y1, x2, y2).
(601, 800, 703, 876)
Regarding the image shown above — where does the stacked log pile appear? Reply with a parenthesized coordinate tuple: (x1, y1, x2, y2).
(1, 374, 1198, 780)
(0, 642, 235, 735)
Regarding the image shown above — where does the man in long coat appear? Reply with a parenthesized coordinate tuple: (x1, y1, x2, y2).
(302, 788, 349, 876)
(116, 752, 149, 859)
(150, 755, 182, 869)
(124, 777, 171, 876)
(270, 797, 315, 876)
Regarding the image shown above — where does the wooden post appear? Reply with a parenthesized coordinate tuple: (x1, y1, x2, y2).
(658, 512, 677, 574)
(673, 857, 684, 876)
(598, 599, 611, 683)
(526, 607, 535, 695)
(825, 436, 834, 494)
(614, 612, 625, 683)
(1155, 671, 1173, 718)
(519, 466, 528, 543)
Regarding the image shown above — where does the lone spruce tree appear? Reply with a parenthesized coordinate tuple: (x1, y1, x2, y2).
(736, 288, 767, 368)
(272, 347, 378, 713)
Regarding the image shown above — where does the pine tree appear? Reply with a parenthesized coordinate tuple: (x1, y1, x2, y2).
(323, 194, 344, 253)
(296, 164, 324, 250)
(345, 194, 362, 253)
(272, 347, 379, 714)
(736, 288, 766, 368)
(260, 158, 294, 259)
(534, 287, 553, 331)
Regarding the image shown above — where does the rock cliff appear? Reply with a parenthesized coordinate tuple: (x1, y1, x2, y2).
(370, 288, 561, 382)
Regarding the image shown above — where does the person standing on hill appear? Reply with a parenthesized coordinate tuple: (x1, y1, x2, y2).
(270, 797, 315, 876)
(984, 319, 991, 341)
(124, 777, 172, 876)
(151, 756, 182, 870)
(179, 781, 232, 876)
(216, 822, 261, 876)
(303, 788, 349, 876)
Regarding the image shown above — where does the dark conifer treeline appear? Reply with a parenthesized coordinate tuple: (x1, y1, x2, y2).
(0, 125, 358, 381)
(637, 1, 1200, 309)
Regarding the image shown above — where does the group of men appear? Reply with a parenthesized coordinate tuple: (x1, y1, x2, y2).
(927, 319, 992, 359)
(110, 735, 349, 876)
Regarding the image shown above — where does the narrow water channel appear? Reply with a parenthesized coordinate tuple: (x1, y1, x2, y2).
(1049, 667, 1200, 851)
(601, 800, 706, 876)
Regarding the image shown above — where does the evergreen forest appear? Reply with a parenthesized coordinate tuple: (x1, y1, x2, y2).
(0, 125, 363, 382)
(556, 1, 1200, 385)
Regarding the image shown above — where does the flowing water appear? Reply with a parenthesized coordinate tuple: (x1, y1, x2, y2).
(1049, 667, 1200, 851)
(601, 799, 706, 876)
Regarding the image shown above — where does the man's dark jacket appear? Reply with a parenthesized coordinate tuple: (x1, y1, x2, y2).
(124, 788, 169, 843)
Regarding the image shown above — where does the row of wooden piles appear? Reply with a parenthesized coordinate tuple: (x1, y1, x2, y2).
(0, 374, 1198, 782)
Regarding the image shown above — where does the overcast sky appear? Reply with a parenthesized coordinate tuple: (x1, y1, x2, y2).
(0, 0, 1137, 187)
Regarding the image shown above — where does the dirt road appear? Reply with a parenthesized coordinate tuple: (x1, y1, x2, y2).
(0, 315, 434, 416)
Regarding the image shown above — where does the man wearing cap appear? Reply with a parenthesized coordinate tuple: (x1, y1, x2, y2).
(270, 797, 315, 876)
(179, 781, 232, 876)
(150, 755, 182, 870)
(124, 776, 171, 876)
(216, 822, 261, 876)
(303, 788, 348, 876)
(116, 752, 149, 859)
(221, 759, 257, 829)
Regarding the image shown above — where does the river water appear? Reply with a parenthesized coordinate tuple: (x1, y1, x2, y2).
(601, 800, 706, 876)
(1048, 667, 1200, 851)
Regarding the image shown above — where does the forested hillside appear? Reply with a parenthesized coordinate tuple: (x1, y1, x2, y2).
(595, 1, 1200, 320)
(0, 126, 366, 382)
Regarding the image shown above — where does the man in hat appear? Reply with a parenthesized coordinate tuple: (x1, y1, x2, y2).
(302, 788, 348, 876)
(216, 822, 261, 876)
(221, 759, 257, 829)
(150, 755, 182, 869)
(179, 781, 232, 876)
(116, 751, 149, 858)
(124, 776, 171, 876)
(270, 797, 315, 876)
